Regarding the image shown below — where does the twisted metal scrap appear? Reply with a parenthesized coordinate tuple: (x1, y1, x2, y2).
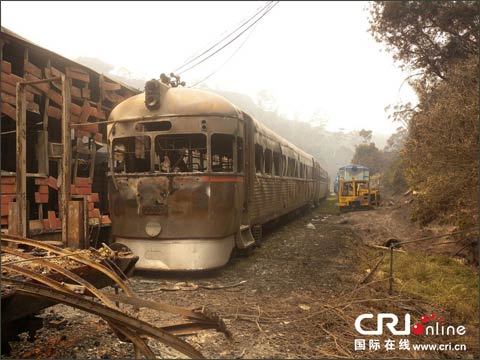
(1, 277, 203, 359)
(1, 235, 229, 358)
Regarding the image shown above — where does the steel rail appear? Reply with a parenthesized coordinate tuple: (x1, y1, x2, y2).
(2, 278, 205, 359)
(1, 234, 134, 297)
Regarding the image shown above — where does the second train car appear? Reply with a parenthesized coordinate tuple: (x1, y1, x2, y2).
(107, 79, 329, 270)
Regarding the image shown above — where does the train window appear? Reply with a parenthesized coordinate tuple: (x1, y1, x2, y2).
(136, 121, 172, 132)
(273, 151, 281, 176)
(237, 137, 244, 173)
(300, 163, 305, 179)
(282, 155, 287, 176)
(255, 144, 264, 173)
(264, 149, 273, 174)
(112, 136, 151, 173)
(211, 134, 234, 172)
(287, 157, 296, 177)
(154, 134, 207, 172)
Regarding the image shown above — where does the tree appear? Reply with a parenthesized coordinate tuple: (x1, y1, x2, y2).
(358, 129, 373, 144)
(403, 56, 478, 224)
(351, 142, 385, 175)
(369, 1, 479, 230)
(369, 1, 479, 82)
(384, 128, 406, 153)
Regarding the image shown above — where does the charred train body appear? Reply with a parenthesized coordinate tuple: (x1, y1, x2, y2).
(107, 79, 329, 270)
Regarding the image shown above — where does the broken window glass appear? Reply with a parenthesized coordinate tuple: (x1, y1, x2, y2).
(273, 151, 281, 176)
(211, 134, 234, 172)
(264, 149, 273, 174)
(287, 157, 296, 177)
(112, 136, 151, 173)
(255, 144, 264, 174)
(154, 134, 206, 173)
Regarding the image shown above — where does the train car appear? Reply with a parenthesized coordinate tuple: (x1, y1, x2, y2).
(106, 79, 329, 270)
(335, 164, 380, 211)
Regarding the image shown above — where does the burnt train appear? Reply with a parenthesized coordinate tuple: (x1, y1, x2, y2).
(107, 79, 329, 270)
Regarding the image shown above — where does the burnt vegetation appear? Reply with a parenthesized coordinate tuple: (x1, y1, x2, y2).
(366, 1, 479, 232)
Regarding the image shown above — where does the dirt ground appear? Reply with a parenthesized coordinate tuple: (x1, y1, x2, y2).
(5, 199, 479, 359)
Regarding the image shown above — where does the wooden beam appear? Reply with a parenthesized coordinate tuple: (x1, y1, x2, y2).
(47, 105, 62, 119)
(78, 100, 92, 123)
(24, 73, 50, 93)
(7, 202, 19, 246)
(15, 83, 27, 237)
(2, 93, 39, 113)
(36, 130, 49, 175)
(2, 81, 35, 101)
(42, 58, 51, 174)
(24, 60, 43, 79)
(2, 72, 24, 86)
(67, 200, 85, 249)
(2, 60, 12, 74)
(48, 88, 63, 106)
(61, 75, 72, 245)
(99, 74, 104, 103)
(71, 86, 82, 99)
(66, 67, 90, 83)
(102, 82, 121, 91)
(104, 91, 125, 103)
(1, 102, 16, 120)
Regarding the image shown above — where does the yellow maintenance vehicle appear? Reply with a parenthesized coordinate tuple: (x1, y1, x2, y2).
(333, 165, 380, 212)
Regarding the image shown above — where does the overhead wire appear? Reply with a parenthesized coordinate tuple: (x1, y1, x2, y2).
(177, 1, 279, 76)
(173, 1, 273, 74)
(189, 20, 260, 88)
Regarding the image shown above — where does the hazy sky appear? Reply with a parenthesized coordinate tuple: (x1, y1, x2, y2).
(1, 1, 417, 135)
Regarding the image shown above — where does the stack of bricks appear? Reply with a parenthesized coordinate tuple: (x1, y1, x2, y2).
(35, 176, 59, 230)
(72, 177, 110, 225)
(1, 176, 16, 226)
(1, 60, 40, 118)
(45, 210, 61, 230)
(34, 177, 52, 204)
(1, 29, 141, 235)
(43, 65, 106, 144)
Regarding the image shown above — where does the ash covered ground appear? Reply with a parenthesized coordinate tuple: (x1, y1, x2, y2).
(5, 200, 478, 359)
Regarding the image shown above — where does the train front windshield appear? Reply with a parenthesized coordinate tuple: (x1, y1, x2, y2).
(112, 133, 240, 174)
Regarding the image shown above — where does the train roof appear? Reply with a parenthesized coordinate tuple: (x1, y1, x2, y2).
(247, 114, 315, 165)
(338, 164, 369, 170)
(109, 84, 325, 171)
(108, 85, 243, 121)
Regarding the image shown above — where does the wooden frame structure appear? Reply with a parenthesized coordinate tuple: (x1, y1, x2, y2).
(1, 26, 140, 247)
